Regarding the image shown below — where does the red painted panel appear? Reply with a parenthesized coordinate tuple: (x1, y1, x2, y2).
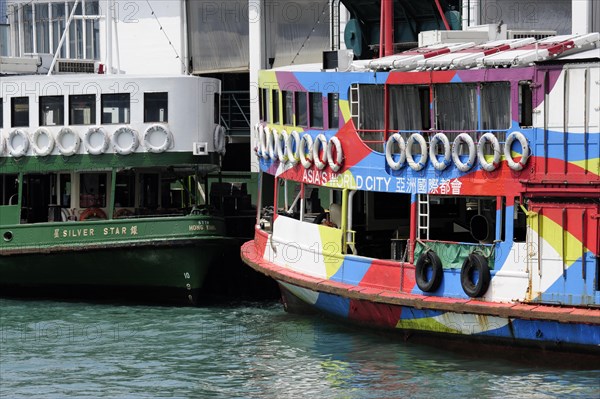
(348, 298, 402, 328)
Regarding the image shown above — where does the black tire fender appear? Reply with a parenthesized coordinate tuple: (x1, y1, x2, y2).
(460, 253, 491, 298)
(415, 250, 443, 292)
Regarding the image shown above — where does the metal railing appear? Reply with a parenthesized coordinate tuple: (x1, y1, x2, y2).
(220, 91, 251, 136)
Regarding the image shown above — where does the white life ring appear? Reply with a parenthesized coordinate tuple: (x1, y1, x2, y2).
(327, 136, 344, 172)
(0, 135, 5, 155)
(276, 130, 289, 163)
(312, 134, 328, 170)
(268, 128, 278, 160)
(299, 134, 314, 169)
(56, 127, 80, 156)
(84, 127, 109, 155)
(406, 133, 428, 171)
(31, 127, 55, 157)
(214, 125, 226, 155)
(477, 133, 501, 172)
(385, 133, 406, 170)
(111, 127, 139, 155)
(262, 126, 271, 160)
(504, 131, 530, 171)
(7, 129, 29, 157)
(452, 133, 476, 172)
(143, 124, 173, 153)
(286, 130, 301, 166)
(258, 125, 267, 158)
(429, 133, 451, 171)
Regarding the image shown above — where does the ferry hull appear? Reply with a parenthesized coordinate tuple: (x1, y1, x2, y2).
(241, 240, 600, 358)
(0, 238, 225, 305)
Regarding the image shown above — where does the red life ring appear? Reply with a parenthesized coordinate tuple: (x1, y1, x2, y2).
(80, 208, 108, 221)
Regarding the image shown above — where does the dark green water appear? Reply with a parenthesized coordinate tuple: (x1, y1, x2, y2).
(1, 299, 598, 399)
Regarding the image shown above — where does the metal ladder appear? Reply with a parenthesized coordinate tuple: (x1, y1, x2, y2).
(418, 194, 430, 240)
(350, 84, 359, 128)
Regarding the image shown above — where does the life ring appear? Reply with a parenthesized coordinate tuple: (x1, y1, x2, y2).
(477, 133, 501, 172)
(429, 133, 451, 171)
(312, 134, 328, 170)
(286, 130, 301, 166)
(79, 207, 108, 221)
(276, 130, 289, 163)
(327, 136, 344, 172)
(385, 133, 406, 170)
(299, 134, 314, 169)
(268, 128, 278, 160)
(258, 124, 267, 158)
(111, 127, 139, 155)
(261, 126, 271, 159)
(415, 250, 444, 292)
(83, 127, 109, 155)
(7, 129, 29, 157)
(31, 127, 55, 157)
(460, 253, 491, 298)
(56, 127, 81, 156)
(0, 135, 5, 155)
(504, 131, 530, 171)
(213, 125, 226, 155)
(452, 133, 476, 172)
(406, 133, 428, 171)
(144, 124, 173, 153)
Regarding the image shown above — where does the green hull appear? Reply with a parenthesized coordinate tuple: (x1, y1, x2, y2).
(0, 216, 230, 305)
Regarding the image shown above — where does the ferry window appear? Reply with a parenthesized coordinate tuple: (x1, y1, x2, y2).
(69, 94, 96, 125)
(50, 3, 67, 58)
(144, 92, 168, 123)
(101, 93, 130, 124)
(358, 85, 385, 151)
(389, 85, 430, 131)
(272, 90, 280, 124)
(481, 82, 511, 130)
(435, 84, 477, 131)
(115, 172, 136, 208)
(59, 174, 71, 207)
(519, 82, 533, 127)
(161, 177, 191, 209)
(513, 197, 527, 243)
(295, 92, 308, 127)
(328, 93, 339, 129)
(0, 174, 19, 205)
(213, 93, 220, 124)
(309, 92, 323, 128)
(259, 88, 269, 122)
(0, 98, 3, 128)
(39, 96, 64, 126)
(23, 4, 33, 53)
(259, 89, 264, 121)
(11, 97, 29, 127)
(140, 173, 159, 209)
(282, 91, 293, 125)
(79, 173, 107, 208)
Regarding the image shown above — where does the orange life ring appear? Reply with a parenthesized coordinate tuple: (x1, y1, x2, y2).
(113, 208, 134, 219)
(80, 208, 108, 221)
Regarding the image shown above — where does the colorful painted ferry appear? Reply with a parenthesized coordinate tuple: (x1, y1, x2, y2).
(241, 32, 600, 355)
(0, 74, 230, 304)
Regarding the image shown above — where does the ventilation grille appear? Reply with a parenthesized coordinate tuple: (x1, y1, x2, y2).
(508, 30, 557, 40)
(56, 60, 95, 73)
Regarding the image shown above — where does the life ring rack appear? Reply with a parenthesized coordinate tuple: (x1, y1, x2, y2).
(7, 129, 29, 157)
(31, 127, 55, 157)
(56, 127, 81, 156)
(406, 133, 428, 171)
(84, 127, 110, 155)
(79, 207, 108, 221)
(111, 127, 140, 155)
(144, 124, 173, 154)
(327, 136, 344, 172)
(452, 133, 477, 172)
(385, 133, 406, 170)
(504, 131, 530, 171)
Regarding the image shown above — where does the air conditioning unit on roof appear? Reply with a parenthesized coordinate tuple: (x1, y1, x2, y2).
(508, 30, 557, 40)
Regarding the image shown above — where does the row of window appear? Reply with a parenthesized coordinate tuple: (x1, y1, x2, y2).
(0, 93, 168, 128)
(9, 1, 100, 59)
(259, 89, 339, 130)
(259, 81, 533, 132)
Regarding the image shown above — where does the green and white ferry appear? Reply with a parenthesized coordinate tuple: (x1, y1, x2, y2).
(0, 74, 230, 304)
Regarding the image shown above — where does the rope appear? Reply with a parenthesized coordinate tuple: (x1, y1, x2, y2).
(144, 0, 187, 73)
(290, 1, 329, 65)
(4, 0, 37, 21)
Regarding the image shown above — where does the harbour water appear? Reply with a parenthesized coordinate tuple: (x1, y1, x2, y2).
(1, 298, 598, 399)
